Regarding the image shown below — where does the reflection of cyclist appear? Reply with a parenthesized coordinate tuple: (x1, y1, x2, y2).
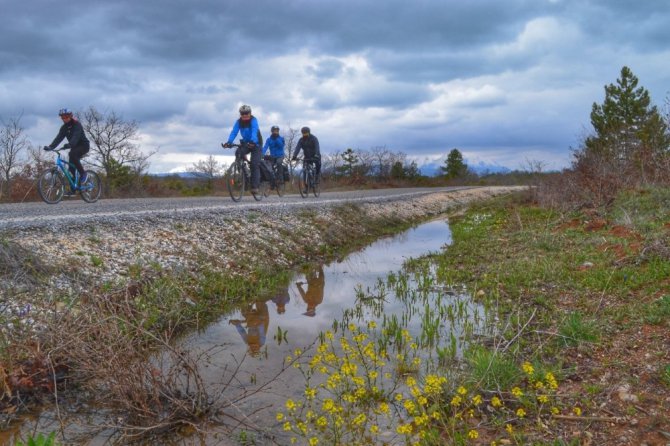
(292, 126, 321, 181)
(271, 285, 290, 314)
(229, 300, 270, 357)
(296, 265, 325, 317)
(43, 108, 90, 194)
(223, 104, 262, 194)
(262, 126, 285, 189)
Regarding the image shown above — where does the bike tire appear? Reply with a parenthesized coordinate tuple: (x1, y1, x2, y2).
(276, 178, 285, 197)
(80, 171, 102, 203)
(254, 182, 266, 201)
(312, 174, 321, 198)
(227, 162, 245, 202)
(299, 170, 309, 198)
(37, 168, 65, 204)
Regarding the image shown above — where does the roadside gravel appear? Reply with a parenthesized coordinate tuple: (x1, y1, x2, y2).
(1, 186, 524, 324)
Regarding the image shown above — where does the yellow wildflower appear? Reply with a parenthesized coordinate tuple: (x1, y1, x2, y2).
(516, 408, 526, 418)
(505, 423, 513, 434)
(468, 429, 479, 439)
(457, 386, 468, 395)
(511, 387, 523, 397)
(276, 412, 284, 421)
(522, 361, 534, 376)
(309, 437, 319, 446)
(573, 407, 582, 416)
(285, 399, 296, 411)
(491, 396, 502, 407)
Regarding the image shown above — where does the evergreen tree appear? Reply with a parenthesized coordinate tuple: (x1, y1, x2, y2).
(586, 66, 670, 164)
(441, 149, 467, 179)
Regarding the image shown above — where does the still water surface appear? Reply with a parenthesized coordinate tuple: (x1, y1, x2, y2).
(7, 218, 486, 445)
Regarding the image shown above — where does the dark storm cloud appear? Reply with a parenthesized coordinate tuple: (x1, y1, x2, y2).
(1, 0, 668, 173)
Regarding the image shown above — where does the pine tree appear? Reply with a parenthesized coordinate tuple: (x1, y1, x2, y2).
(586, 66, 670, 165)
(441, 149, 467, 179)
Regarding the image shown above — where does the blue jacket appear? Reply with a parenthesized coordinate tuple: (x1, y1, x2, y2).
(263, 134, 285, 157)
(227, 116, 260, 145)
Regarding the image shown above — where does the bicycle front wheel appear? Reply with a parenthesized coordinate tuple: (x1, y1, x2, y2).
(37, 168, 65, 204)
(80, 171, 102, 203)
(227, 162, 245, 202)
(299, 170, 309, 198)
(312, 173, 321, 198)
(276, 176, 285, 197)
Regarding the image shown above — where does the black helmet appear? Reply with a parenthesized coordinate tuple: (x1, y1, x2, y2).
(58, 108, 73, 117)
(301, 126, 310, 134)
(271, 125, 279, 132)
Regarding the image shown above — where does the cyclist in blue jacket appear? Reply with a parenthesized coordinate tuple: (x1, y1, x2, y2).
(223, 104, 262, 194)
(263, 126, 285, 188)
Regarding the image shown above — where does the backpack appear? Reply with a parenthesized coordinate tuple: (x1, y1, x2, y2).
(259, 159, 274, 182)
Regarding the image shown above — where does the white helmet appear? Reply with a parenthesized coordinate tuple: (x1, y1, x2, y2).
(239, 104, 252, 114)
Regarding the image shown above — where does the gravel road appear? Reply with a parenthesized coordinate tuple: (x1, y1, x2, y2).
(0, 187, 474, 230)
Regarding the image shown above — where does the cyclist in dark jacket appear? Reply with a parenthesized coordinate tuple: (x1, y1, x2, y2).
(263, 126, 285, 188)
(44, 108, 90, 189)
(223, 104, 262, 193)
(292, 126, 321, 179)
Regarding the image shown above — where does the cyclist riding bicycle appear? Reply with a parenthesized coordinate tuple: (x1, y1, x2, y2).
(43, 108, 90, 195)
(292, 126, 321, 182)
(262, 125, 285, 189)
(222, 104, 262, 194)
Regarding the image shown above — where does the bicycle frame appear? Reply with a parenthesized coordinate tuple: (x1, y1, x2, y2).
(54, 151, 81, 190)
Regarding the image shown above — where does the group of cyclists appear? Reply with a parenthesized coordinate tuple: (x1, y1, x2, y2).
(44, 104, 321, 196)
(223, 104, 321, 194)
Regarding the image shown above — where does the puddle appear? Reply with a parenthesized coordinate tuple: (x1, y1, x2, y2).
(11, 218, 493, 445)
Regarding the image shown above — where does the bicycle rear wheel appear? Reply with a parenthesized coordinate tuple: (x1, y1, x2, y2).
(37, 168, 65, 204)
(299, 170, 309, 198)
(80, 171, 102, 203)
(227, 162, 245, 202)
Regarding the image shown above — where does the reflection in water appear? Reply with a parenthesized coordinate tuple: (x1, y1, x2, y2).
(296, 265, 324, 317)
(229, 300, 270, 357)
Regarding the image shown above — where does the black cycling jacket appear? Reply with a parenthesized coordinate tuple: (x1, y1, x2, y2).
(294, 134, 320, 160)
(49, 118, 90, 150)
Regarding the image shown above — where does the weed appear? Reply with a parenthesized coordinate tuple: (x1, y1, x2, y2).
(557, 312, 599, 347)
(661, 364, 670, 388)
(89, 255, 103, 268)
(15, 432, 58, 446)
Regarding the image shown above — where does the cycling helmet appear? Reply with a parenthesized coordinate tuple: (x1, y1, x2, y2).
(58, 108, 73, 116)
(239, 104, 252, 115)
(271, 125, 279, 132)
(301, 126, 310, 134)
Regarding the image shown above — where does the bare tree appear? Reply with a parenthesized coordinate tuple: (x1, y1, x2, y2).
(370, 146, 393, 179)
(283, 124, 300, 178)
(0, 114, 30, 199)
(188, 155, 225, 180)
(82, 106, 155, 191)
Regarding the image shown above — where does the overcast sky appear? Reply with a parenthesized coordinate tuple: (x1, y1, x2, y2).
(1, 0, 668, 173)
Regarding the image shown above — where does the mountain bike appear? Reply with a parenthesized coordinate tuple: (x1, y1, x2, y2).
(223, 143, 268, 202)
(263, 155, 287, 197)
(298, 158, 320, 198)
(37, 147, 102, 204)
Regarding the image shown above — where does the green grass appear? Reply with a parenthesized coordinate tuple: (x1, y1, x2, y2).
(464, 346, 521, 391)
(557, 312, 599, 347)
